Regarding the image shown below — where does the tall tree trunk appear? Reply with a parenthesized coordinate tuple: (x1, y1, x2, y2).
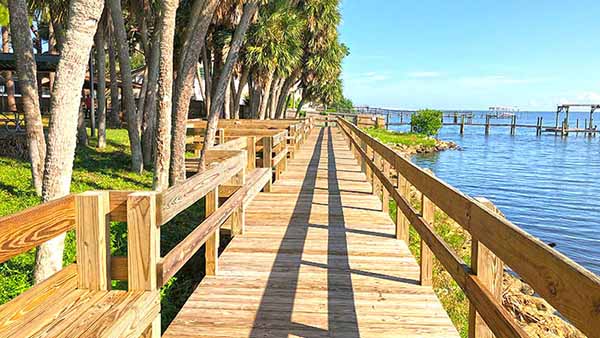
(258, 71, 274, 120)
(2, 27, 16, 112)
(108, 0, 143, 173)
(142, 16, 161, 167)
(153, 0, 178, 191)
(275, 73, 298, 119)
(8, 0, 46, 195)
(249, 76, 260, 118)
(169, 0, 219, 185)
(233, 65, 249, 119)
(223, 78, 231, 119)
(94, 14, 107, 148)
(199, 1, 259, 170)
(270, 77, 282, 119)
(35, 0, 105, 284)
(108, 22, 121, 127)
(77, 104, 88, 145)
(202, 45, 212, 115)
(295, 95, 306, 118)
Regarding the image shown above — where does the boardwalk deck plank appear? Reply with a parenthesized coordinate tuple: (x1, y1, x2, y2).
(164, 126, 458, 338)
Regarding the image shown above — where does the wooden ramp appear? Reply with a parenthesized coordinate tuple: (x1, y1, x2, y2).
(164, 126, 459, 338)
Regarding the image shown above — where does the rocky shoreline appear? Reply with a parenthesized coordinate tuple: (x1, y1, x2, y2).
(392, 139, 460, 155)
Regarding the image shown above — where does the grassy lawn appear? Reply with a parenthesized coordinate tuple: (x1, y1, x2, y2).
(0, 129, 208, 331)
(364, 127, 437, 147)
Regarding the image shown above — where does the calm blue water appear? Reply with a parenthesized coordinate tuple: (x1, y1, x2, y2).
(390, 111, 600, 275)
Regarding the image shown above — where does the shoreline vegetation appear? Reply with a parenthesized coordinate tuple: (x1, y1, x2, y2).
(363, 127, 460, 155)
(365, 128, 584, 338)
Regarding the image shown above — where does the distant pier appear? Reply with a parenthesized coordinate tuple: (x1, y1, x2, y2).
(347, 104, 599, 136)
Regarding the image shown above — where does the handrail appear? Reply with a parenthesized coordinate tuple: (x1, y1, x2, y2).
(337, 116, 600, 338)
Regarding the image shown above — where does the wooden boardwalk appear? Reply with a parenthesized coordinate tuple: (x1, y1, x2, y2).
(164, 126, 459, 337)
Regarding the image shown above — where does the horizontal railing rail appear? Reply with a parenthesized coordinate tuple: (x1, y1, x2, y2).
(337, 116, 600, 338)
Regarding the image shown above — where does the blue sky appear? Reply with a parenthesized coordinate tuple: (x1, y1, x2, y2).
(339, 0, 600, 111)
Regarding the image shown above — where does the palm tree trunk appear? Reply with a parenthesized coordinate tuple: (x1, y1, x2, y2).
(258, 71, 274, 120)
(295, 95, 306, 118)
(142, 15, 161, 167)
(108, 22, 121, 127)
(275, 71, 299, 119)
(198, 1, 259, 170)
(94, 13, 107, 148)
(108, 0, 144, 173)
(35, 0, 105, 284)
(153, 0, 178, 191)
(202, 45, 212, 114)
(2, 27, 16, 112)
(223, 79, 231, 119)
(233, 65, 249, 119)
(169, 0, 219, 185)
(270, 77, 282, 119)
(8, 0, 46, 195)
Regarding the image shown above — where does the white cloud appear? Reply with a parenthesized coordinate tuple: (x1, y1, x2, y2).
(575, 91, 600, 103)
(407, 71, 441, 78)
(457, 75, 540, 87)
(344, 71, 389, 85)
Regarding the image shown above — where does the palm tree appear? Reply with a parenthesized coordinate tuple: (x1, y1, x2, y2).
(7, 0, 46, 195)
(94, 11, 108, 148)
(107, 0, 144, 173)
(169, 0, 220, 185)
(35, 0, 105, 283)
(153, 0, 179, 191)
(198, 0, 260, 170)
(245, 0, 304, 119)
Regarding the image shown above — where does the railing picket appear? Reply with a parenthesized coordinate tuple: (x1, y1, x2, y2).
(205, 188, 219, 276)
(76, 191, 110, 291)
(263, 137, 273, 192)
(127, 191, 161, 337)
(382, 159, 390, 212)
(396, 172, 410, 242)
(420, 189, 434, 286)
(469, 197, 505, 338)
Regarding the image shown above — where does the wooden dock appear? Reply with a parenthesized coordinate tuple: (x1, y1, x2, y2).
(164, 126, 458, 337)
(2, 116, 600, 338)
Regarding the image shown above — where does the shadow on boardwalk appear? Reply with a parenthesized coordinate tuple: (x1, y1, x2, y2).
(250, 127, 360, 338)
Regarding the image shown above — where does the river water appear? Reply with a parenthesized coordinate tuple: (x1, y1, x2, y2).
(388, 111, 600, 275)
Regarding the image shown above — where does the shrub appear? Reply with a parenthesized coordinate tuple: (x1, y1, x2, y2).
(411, 109, 443, 136)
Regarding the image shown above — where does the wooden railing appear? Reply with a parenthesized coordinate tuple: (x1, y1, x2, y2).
(0, 146, 282, 336)
(0, 120, 314, 337)
(185, 118, 314, 191)
(337, 116, 600, 338)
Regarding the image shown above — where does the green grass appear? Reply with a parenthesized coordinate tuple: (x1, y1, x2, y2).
(0, 129, 208, 331)
(363, 127, 437, 147)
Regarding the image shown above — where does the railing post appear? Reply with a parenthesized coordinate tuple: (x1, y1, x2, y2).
(365, 146, 373, 189)
(420, 187, 434, 286)
(262, 136, 273, 192)
(228, 168, 246, 237)
(395, 171, 410, 242)
(372, 151, 380, 197)
(382, 160, 390, 213)
(359, 139, 367, 173)
(216, 128, 225, 145)
(247, 136, 256, 170)
(76, 191, 110, 290)
(469, 197, 504, 338)
(127, 191, 160, 337)
(205, 188, 219, 276)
